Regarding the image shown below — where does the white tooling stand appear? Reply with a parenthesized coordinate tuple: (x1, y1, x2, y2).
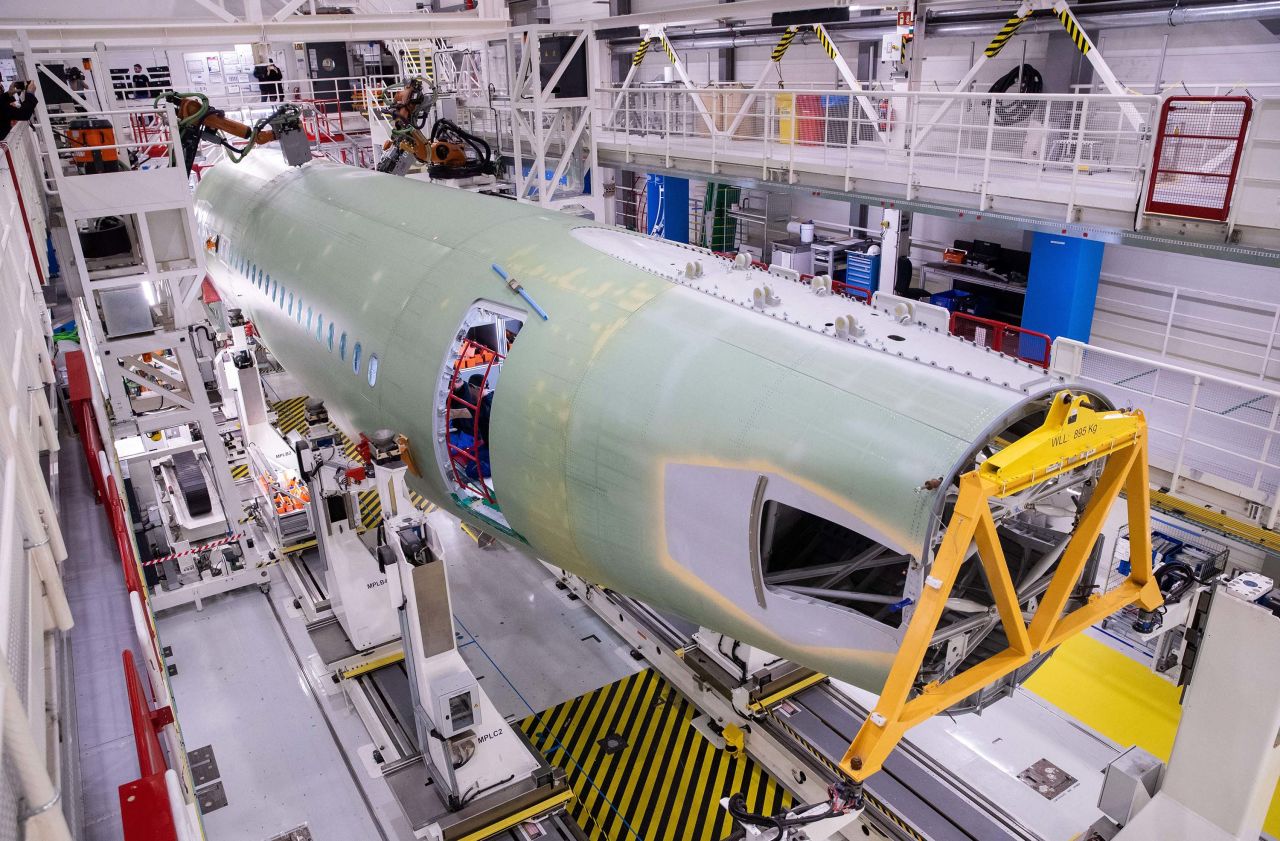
(371, 450, 551, 838)
(1113, 588, 1280, 841)
(143, 319, 273, 611)
(219, 326, 316, 552)
(296, 439, 399, 651)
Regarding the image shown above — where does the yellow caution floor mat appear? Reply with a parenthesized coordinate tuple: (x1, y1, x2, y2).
(1025, 632, 1280, 836)
(518, 669, 793, 841)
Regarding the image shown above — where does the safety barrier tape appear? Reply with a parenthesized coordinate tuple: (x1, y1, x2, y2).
(144, 532, 245, 566)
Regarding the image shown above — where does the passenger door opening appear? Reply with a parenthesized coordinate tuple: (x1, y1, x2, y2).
(760, 500, 913, 630)
(435, 303, 524, 527)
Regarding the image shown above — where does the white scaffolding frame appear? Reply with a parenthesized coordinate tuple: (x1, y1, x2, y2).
(503, 24, 605, 217)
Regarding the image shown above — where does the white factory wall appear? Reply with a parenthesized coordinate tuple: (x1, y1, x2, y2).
(1096, 20, 1280, 91)
(917, 32, 1053, 88)
(734, 43, 854, 89)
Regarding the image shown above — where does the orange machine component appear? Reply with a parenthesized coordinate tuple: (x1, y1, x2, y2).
(67, 119, 118, 165)
(430, 141, 467, 168)
(453, 342, 497, 371)
(176, 98, 275, 144)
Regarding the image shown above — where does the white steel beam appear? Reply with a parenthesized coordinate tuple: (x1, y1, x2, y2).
(813, 24, 888, 145)
(34, 62, 96, 113)
(271, 0, 312, 23)
(539, 29, 587, 101)
(914, 0, 1143, 148)
(190, 0, 240, 24)
(0, 13, 508, 50)
(542, 106, 592, 205)
(599, 0, 862, 30)
(1050, 0, 1144, 131)
(653, 27, 718, 137)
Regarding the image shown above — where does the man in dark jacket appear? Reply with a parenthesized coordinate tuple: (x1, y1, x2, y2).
(1, 81, 38, 142)
(264, 60, 284, 101)
(131, 64, 150, 99)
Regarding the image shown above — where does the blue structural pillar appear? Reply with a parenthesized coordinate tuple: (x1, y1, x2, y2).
(645, 174, 689, 244)
(1022, 232, 1105, 342)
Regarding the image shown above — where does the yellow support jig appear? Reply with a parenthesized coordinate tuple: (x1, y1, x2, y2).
(840, 390, 1162, 782)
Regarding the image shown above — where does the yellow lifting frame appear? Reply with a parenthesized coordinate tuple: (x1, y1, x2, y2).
(840, 391, 1164, 782)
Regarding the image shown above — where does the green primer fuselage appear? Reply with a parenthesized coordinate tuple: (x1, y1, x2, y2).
(196, 155, 1048, 693)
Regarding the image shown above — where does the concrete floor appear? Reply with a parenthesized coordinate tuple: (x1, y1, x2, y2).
(154, 506, 640, 840)
(57, 430, 143, 841)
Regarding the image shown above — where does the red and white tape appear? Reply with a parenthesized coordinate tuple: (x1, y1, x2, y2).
(144, 532, 245, 567)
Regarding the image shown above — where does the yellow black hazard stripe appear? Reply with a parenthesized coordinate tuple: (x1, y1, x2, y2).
(272, 395, 308, 435)
(1057, 9, 1091, 55)
(358, 490, 382, 530)
(984, 13, 1028, 57)
(660, 35, 679, 66)
(812, 24, 839, 61)
(631, 38, 650, 67)
(519, 669, 792, 841)
(423, 50, 435, 83)
(1151, 490, 1280, 553)
(771, 27, 799, 62)
(231, 463, 250, 480)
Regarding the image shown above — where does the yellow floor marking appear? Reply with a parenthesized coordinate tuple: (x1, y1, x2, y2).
(1025, 633, 1280, 835)
(520, 669, 792, 840)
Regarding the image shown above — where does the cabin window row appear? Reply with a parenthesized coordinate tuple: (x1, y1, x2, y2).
(218, 240, 379, 389)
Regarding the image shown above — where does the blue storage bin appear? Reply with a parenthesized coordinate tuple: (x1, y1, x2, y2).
(930, 289, 973, 312)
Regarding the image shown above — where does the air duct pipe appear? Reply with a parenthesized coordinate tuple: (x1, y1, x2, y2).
(606, 0, 1280, 52)
(927, 0, 1280, 37)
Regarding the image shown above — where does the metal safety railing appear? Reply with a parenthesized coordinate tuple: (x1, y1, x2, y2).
(1091, 272, 1280, 385)
(1144, 96, 1252, 222)
(951, 312, 1051, 368)
(594, 86, 1162, 221)
(29, 104, 187, 196)
(65, 350, 202, 841)
(1, 125, 49, 285)
(0, 115, 76, 841)
(1052, 338, 1280, 526)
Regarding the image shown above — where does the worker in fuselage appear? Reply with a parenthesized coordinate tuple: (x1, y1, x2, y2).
(474, 375, 494, 445)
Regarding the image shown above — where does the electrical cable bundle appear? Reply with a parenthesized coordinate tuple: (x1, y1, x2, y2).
(426, 118, 496, 180)
(1154, 560, 1197, 604)
(988, 63, 1044, 126)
